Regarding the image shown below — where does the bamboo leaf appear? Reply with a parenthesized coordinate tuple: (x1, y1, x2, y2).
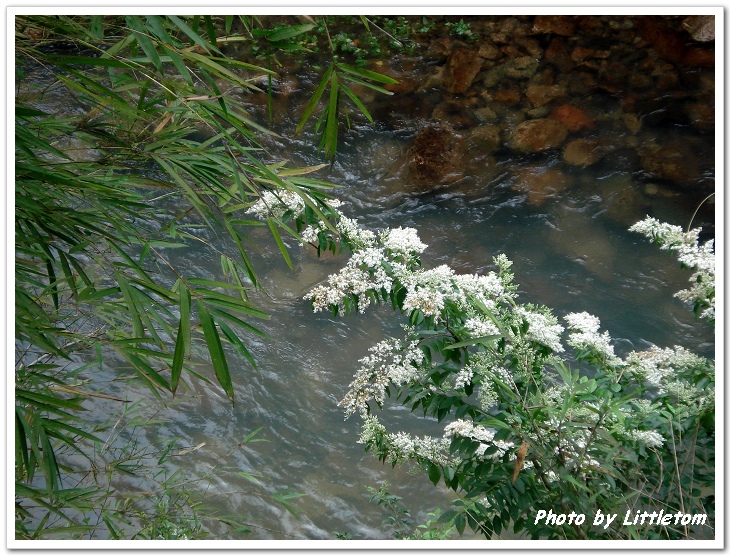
(267, 218, 293, 270)
(295, 63, 333, 135)
(324, 70, 339, 159)
(339, 82, 373, 123)
(171, 282, 191, 394)
(336, 62, 399, 84)
(267, 23, 315, 43)
(197, 299, 234, 403)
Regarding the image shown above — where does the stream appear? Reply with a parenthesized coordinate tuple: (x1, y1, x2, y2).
(24, 15, 716, 540)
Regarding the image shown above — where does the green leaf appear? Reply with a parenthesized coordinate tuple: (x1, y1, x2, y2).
(339, 82, 373, 123)
(336, 62, 399, 85)
(267, 218, 293, 270)
(267, 23, 315, 43)
(197, 299, 234, 403)
(295, 63, 333, 135)
(324, 70, 339, 159)
(170, 282, 191, 394)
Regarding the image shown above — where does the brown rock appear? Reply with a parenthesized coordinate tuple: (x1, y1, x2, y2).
(636, 16, 715, 68)
(562, 138, 608, 166)
(684, 101, 714, 132)
(443, 48, 484, 94)
(466, 125, 502, 153)
(682, 15, 715, 42)
(512, 166, 573, 206)
(408, 127, 464, 186)
(526, 84, 566, 107)
(549, 104, 594, 132)
(544, 37, 574, 72)
(532, 15, 576, 37)
(571, 46, 595, 62)
(493, 88, 522, 105)
(478, 41, 501, 60)
(510, 118, 568, 153)
(639, 143, 702, 184)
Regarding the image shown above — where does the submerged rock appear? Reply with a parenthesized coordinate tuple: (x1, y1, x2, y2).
(443, 47, 483, 94)
(510, 118, 568, 153)
(512, 165, 573, 206)
(531, 15, 577, 37)
(408, 127, 465, 188)
(562, 138, 609, 166)
(550, 103, 594, 131)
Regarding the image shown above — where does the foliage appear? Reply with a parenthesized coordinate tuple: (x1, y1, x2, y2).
(14, 14, 343, 538)
(630, 217, 715, 323)
(248, 193, 715, 541)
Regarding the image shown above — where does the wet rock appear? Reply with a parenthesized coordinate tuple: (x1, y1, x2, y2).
(526, 106, 550, 119)
(571, 46, 595, 62)
(408, 127, 465, 187)
(545, 37, 575, 72)
(474, 105, 499, 123)
(604, 184, 650, 228)
(465, 125, 502, 153)
(478, 40, 501, 60)
(562, 138, 609, 166)
(490, 17, 522, 44)
(638, 143, 702, 185)
(526, 84, 566, 107)
(443, 47, 484, 94)
(636, 16, 715, 68)
(512, 166, 573, 206)
(432, 100, 477, 129)
(682, 15, 715, 42)
(492, 88, 522, 106)
(549, 104, 594, 132)
(621, 113, 642, 134)
(515, 37, 544, 59)
(531, 15, 577, 37)
(684, 100, 714, 132)
(504, 56, 540, 79)
(510, 118, 568, 153)
(424, 37, 454, 62)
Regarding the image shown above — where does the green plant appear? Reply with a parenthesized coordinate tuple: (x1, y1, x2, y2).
(367, 481, 412, 539)
(15, 14, 335, 538)
(248, 194, 714, 540)
(445, 18, 478, 41)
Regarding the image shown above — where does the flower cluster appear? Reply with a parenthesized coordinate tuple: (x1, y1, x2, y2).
(630, 217, 715, 321)
(246, 189, 306, 220)
(339, 336, 425, 418)
(358, 415, 454, 466)
(564, 312, 624, 368)
(443, 419, 515, 461)
(516, 307, 565, 353)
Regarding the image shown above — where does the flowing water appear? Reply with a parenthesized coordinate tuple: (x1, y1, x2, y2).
(25, 17, 716, 540)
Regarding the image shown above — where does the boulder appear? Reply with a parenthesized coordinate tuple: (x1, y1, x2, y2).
(682, 15, 714, 42)
(466, 125, 502, 153)
(512, 166, 573, 206)
(510, 118, 568, 153)
(531, 15, 577, 37)
(408, 127, 465, 187)
(526, 84, 566, 107)
(562, 138, 609, 166)
(443, 48, 483, 94)
(549, 104, 594, 131)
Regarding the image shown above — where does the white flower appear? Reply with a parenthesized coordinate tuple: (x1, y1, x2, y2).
(624, 429, 665, 449)
(564, 312, 623, 366)
(247, 189, 305, 220)
(402, 288, 444, 317)
(516, 308, 564, 352)
(464, 317, 500, 339)
(630, 217, 715, 320)
(380, 227, 427, 257)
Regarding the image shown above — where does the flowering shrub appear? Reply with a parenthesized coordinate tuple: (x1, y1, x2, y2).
(249, 193, 715, 540)
(630, 216, 715, 323)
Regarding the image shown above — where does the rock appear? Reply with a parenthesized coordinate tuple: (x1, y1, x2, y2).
(443, 47, 484, 94)
(510, 118, 568, 153)
(492, 88, 522, 105)
(531, 15, 577, 37)
(515, 37, 544, 59)
(526, 84, 566, 107)
(478, 41, 501, 60)
(408, 127, 464, 187)
(682, 15, 714, 42)
(639, 143, 702, 184)
(526, 107, 550, 119)
(545, 37, 574, 72)
(503, 56, 540, 79)
(549, 104, 594, 131)
(684, 100, 714, 132)
(432, 100, 477, 129)
(571, 46, 595, 62)
(474, 106, 499, 122)
(424, 37, 454, 62)
(621, 113, 642, 134)
(637, 16, 715, 68)
(512, 166, 573, 206)
(562, 138, 609, 166)
(465, 125, 502, 153)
